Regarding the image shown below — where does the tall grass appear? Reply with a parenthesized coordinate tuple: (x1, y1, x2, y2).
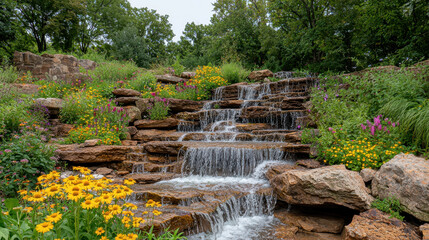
(0, 65, 19, 83)
(221, 62, 250, 84)
(380, 98, 429, 151)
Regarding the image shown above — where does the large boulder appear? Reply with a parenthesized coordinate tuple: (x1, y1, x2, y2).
(421, 224, 429, 240)
(372, 154, 429, 222)
(344, 209, 420, 240)
(155, 75, 184, 84)
(123, 106, 142, 122)
(248, 69, 273, 81)
(35, 98, 63, 117)
(268, 165, 374, 211)
(12, 83, 40, 95)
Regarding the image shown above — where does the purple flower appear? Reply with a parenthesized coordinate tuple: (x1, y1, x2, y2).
(371, 126, 375, 136)
(20, 159, 29, 163)
(361, 124, 367, 130)
(308, 109, 311, 113)
(392, 123, 396, 127)
(297, 125, 301, 130)
(323, 94, 328, 101)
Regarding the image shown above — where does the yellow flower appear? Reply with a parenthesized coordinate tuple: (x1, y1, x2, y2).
(109, 204, 122, 215)
(127, 233, 138, 240)
(67, 191, 84, 202)
(152, 210, 162, 216)
(146, 199, 155, 207)
(46, 212, 62, 223)
(95, 227, 105, 235)
(123, 179, 136, 185)
(23, 207, 33, 213)
(100, 236, 109, 240)
(28, 191, 45, 202)
(36, 222, 54, 234)
(81, 199, 97, 209)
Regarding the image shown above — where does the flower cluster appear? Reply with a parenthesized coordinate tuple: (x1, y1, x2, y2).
(188, 66, 228, 100)
(147, 96, 170, 120)
(323, 138, 409, 171)
(1, 168, 164, 240)
(361, 115, 399, 137)
(67, 104, 129, 145)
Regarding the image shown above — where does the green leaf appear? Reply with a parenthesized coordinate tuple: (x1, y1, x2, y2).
(4, 199, 19, 211)
(0, 228, 9, 240)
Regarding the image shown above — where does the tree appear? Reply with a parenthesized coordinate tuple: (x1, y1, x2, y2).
(112, 7, 174, 67)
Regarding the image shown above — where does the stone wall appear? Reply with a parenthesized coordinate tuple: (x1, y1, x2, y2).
(13, 51, 97, 81)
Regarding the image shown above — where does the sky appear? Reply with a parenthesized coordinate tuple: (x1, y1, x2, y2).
(128, 0, 215, 42)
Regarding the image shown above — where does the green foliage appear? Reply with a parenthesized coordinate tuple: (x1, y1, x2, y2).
(0, 100, 29, 138)
(171, 58, 185, 77)
(148, 98, 170, 120)
(372, 197, 405, 221)
(220, 62, 250, 84)
(380, 98, 429, 151)
(0, 65, 18, 83)
(129, 71, 157, 93)
(60, 88, 108, 125)
(86, 61, 138, 83)
(0, 134, 56, 197)
(0, 83, 18, 104)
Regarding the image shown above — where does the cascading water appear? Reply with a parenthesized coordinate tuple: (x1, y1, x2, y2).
(134, 77, 314, 239)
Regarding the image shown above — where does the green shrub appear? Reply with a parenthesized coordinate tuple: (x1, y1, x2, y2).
(148, 98, 170, 120)
(0, 65, 19, 83)
(171, 58, 185, 76)
(129, 71, 157, 93)
(372, 197, 405, 221)
(0, 134, 56, 197)
(221, 62, 250, 84)
(0, 100, 29, 138)
(0, 83, 18, 104)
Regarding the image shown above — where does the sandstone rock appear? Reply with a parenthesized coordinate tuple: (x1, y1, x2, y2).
(117, 171, 130, 176)
(275, 209, 344, 234)
(421, 224, 429, 240)
(115, 97, 141, 105)
(56, 145, 140, 163)
(83, 139, 100, 147)
(123, 106, 141, 122)
(126, 126, 138, 136)
(14, 51, 95, 80)
(134, 118, 179, 129)
(248, 69, 273, 81)
(12, 83, 40, 95)
(124, 132, 131, 140)
(372, 154, 429, 221)
(296, 159, 321, 169)
(35, 98, 64, 117)
(78, 59, 97, 71)
(135, 99, 150, 113)
(125, 173, 177, 184)
(95, 167, 113, 175)
(155, 75, 185, 84)
(344, 209, 420, 240)
(112, 88, 141, 97)
(53, 124, 74, 137)
(132, 130, 182, 142)
(266, 164, 303, 181)
(236, 123, 272, 132)
(164, 98, 205, 113)
(269, 165, 374, 211)
(121, 140, 138, 146)
(180, 72, 196, 79)
(360, 168, 377, 183)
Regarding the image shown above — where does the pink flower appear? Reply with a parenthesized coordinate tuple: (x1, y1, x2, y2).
(328, 127, 333, 132)
(371, 126, 375, 136)
(297, 125, 301, 129)
(4, 149, 11, 153)
(392, 123, 396, 127)
(361, 124, 367, 130)
(151, 92, 156, 97)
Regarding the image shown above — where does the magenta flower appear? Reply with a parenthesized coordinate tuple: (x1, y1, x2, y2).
(297, 125, 301, 130)
(151, 92, 156, 97)
(392, 123, 396, 127)
(4, 149, 11, 153)
(371, 126, 375, 136)
(20, 159, 29, 163)
(328, 127, 333, 132)
(361, 124, 366, 130)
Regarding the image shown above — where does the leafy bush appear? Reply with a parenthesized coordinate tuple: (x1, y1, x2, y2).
(0, 168, 184, 239)
(0, 65, 18, 83)
(60, 88, 108, 124)
(148, 97, 170, 120)
(66, 104, 129, 145)
(0, 83, 18, 104)
(171, 58, 185, 77)
(372, 197, 405, 221)
(129, 71, 157, 93)
(0, 134, 56, 197)
(0, 100, 30, 138)
(221, 62, 250, 84)
(35, 79, 81, 99)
